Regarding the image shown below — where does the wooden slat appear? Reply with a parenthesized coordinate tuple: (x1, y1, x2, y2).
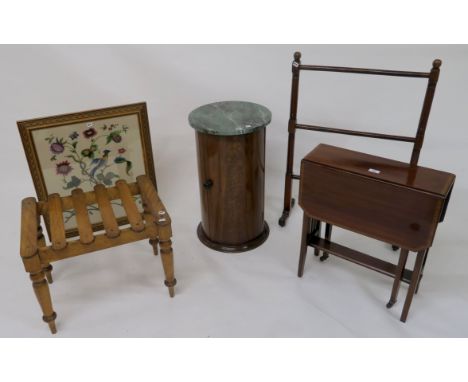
(48, 193, 67, 250)
(299, 64, 430, 78)
(94, 184, 120, 238)
(116, 180, 144, 232)
(136, 175, 168, 219)
(20, 197, 38, 258)
(71, 188, 94, 244)
(38, 182, 140, 215)
(40, 225, 155, 263)
(296, 124, 416, 142)
(309, 236, 412, 284)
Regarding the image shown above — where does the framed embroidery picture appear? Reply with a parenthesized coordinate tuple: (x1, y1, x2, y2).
(18, 102, 157, 238)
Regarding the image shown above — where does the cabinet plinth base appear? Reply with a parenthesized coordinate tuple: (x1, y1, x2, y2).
(197, 222, 269, 253)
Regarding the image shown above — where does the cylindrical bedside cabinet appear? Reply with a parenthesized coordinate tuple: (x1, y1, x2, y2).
(189, 101, 271, 253)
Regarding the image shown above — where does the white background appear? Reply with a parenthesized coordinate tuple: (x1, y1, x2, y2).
(0, 45, 467, 337)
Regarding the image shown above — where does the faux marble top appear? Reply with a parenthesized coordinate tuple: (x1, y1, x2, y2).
(188, 101, 272, 136)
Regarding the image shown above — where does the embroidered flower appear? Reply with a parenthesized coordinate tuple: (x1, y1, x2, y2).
(112, 134, 122, 143)
(56, 160, 73, 175)
(118, 148, 126, 154)
(69, 131, 79, 140)
(83, 128, 97, 138)
(50, 139, 65, 154)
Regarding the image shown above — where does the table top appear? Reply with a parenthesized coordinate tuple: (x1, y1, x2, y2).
(303, 144, 455, 197)
(188, 101, 271, 136)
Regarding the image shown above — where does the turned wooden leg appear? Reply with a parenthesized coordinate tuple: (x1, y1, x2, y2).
(157, 218, 176, 298)
(149, 238, 159, 256)
(386, 248, 409, 308)
(279, 130, 297, 228)
(298, 213, 312, 277)
(43, 264, 53, 284)
(312, 220, 322, 257)
(30, 270, 57, 334)
(415, 248, 429, 294)
(400, 250, 426, 322)
(320, 223, 333, 262)
(144, 201, 159, 256)
(21, 198, 57, 334)
(37, 224, 53, 283)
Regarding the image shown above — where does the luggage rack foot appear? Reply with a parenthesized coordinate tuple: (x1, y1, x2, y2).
(278, 198, 295, 227)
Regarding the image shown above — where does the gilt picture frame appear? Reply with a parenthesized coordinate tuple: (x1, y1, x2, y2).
(18, 102, 157, 238)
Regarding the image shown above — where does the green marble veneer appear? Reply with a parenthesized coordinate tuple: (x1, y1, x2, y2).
(188, 101, 272, 136)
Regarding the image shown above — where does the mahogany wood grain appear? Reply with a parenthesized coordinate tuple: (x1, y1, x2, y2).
(309, 236, 413, 283)
(279, 51, 302, 226)
(195, 128, 267, 250)
(298, 143, 454, 321)
(387, 249, 409, 308)
(296, 124, 415, 142)
(300, 144, 455, 252)
(304, 144, 454, 196)
(279, 54, 442, 226)
(299, 64, 430, 78)
(410, 60, 442, 165)
(298, 213, 311, 277)
(400, 250, 426, 322)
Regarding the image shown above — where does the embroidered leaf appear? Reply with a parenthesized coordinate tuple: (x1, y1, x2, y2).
(62, 175, 81, 190)
(125, 160, 132, 175)
(96, 171, 119, 186)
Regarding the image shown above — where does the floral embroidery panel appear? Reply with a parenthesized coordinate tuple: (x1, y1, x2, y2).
(32, 114, 147, 230)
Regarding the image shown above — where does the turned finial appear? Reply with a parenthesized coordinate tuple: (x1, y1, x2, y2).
(294, 51, 301, 62)
(432, 59, 442, 69)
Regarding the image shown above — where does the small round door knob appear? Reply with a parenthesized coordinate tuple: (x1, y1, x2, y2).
(203, 179, 213, 189)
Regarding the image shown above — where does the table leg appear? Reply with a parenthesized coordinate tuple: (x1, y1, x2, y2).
(320, 223, 333, 262)
(313, 220, 322, 257)
(400, 250, 426, 322)
(386, 248, 409, 308)
(298, 213, 312, 277)
(415, 248, 429, 294)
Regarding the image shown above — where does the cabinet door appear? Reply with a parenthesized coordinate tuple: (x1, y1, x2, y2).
(196, 130, 265, 245)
